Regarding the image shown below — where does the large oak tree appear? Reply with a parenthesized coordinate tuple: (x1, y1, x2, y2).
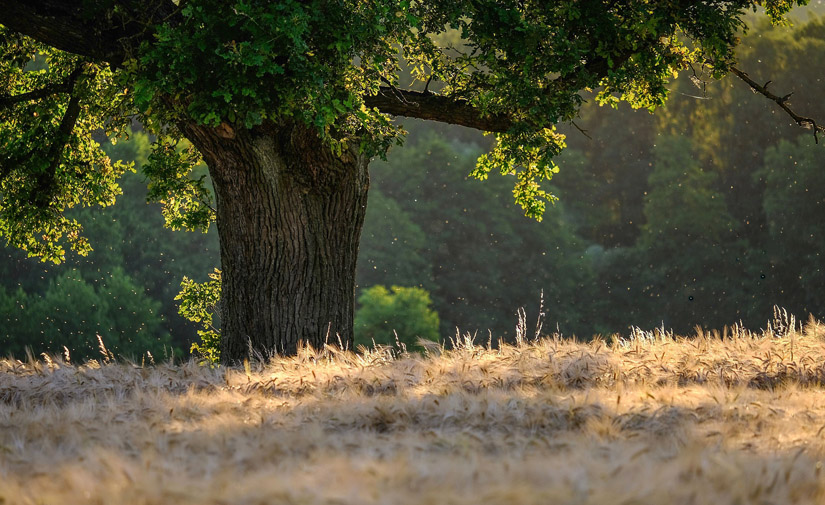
(0, 0, 817, 361)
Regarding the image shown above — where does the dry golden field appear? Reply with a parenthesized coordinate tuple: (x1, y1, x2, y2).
(3, 317, 825, 504)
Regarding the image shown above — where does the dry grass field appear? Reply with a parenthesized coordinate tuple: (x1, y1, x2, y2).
(3, 315, 825, 504)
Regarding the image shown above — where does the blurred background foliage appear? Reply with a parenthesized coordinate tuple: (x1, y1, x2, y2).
(1, 14, 825, 359)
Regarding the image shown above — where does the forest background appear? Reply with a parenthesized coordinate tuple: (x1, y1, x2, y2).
(1, 8, 825, 360)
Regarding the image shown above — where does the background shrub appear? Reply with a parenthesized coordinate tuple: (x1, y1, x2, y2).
(354, 285, 440, 350)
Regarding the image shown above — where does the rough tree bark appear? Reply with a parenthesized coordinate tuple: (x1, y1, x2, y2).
(181, 122, 370, 361)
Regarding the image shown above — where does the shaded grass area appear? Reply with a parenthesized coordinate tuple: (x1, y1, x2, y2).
(2, 319, 825, 504)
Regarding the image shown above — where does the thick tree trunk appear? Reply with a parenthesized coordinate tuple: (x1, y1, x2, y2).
(182, 122, 369, 362)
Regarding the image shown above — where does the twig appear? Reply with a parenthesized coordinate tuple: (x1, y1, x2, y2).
(730, 66, 824, 143)
(379, 76, 416, 106)
(423, 74, 434, 95)
(688, 62, 708, 97)
(677, 92, 712, 100)
(571, 120, 592, 140)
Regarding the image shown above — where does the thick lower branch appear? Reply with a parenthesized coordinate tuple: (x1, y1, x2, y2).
(0, 0, 178, 65)
(364, 88, 514, 133)
(364, 50, 634, 134)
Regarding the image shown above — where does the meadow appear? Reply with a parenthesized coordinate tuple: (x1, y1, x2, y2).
(2, 315, 825, 504)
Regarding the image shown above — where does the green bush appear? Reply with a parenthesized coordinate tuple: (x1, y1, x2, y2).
(354, 285, 439, 350)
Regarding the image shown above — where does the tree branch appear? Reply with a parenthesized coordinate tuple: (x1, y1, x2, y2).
(730, 66, 825, 143)
(364, 49, 633, 134)
(34, 67, 86, 206)
(364, 88, 514, 133)
(0, 65, 84, 110)
(0, 0, 179, 65)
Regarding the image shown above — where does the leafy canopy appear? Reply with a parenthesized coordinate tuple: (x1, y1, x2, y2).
(0, 0, 808, 261)
(0, 34, 133, 262)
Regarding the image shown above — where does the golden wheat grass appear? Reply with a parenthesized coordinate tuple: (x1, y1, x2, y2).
(2, 319, 825, 504)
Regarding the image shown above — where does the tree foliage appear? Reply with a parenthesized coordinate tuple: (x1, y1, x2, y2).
(634, 137, 754, 330)
(0, 34, 133, 262)
(760, 136, 825, 315)
(358, 188, 433, 290)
